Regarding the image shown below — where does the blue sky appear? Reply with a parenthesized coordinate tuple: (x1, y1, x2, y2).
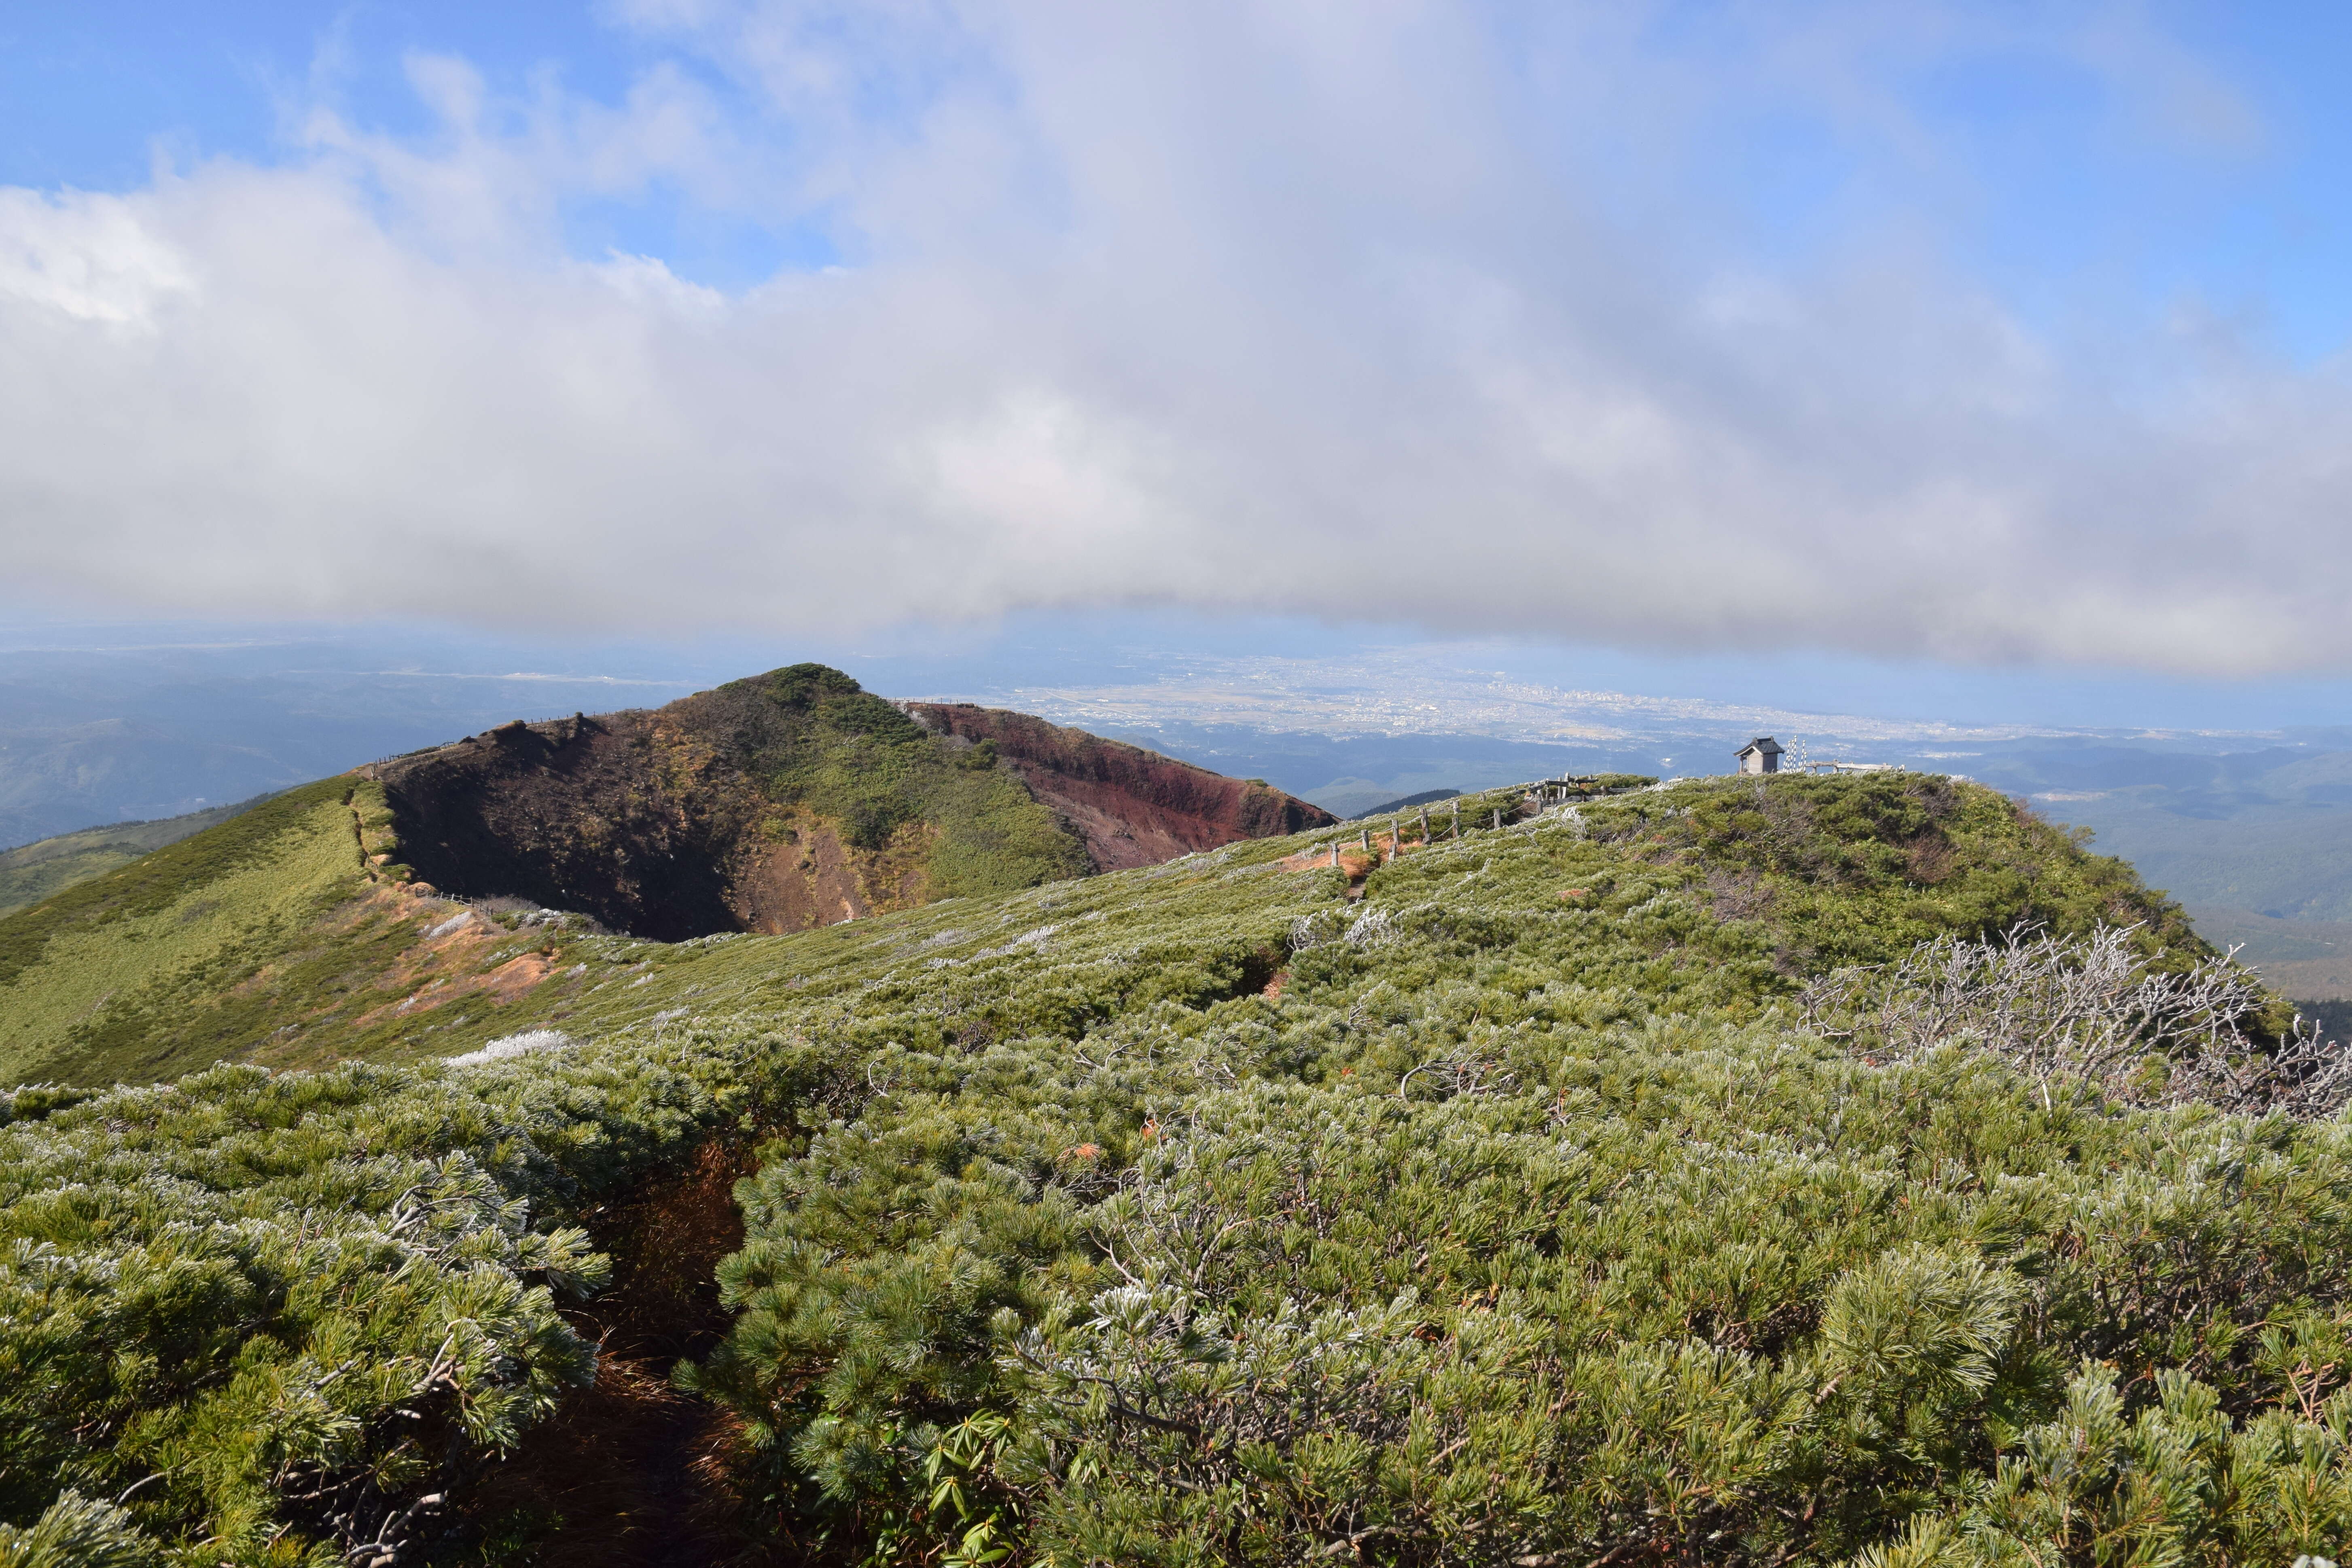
(7, 2, 2352, 729)
(12, 1, 2344, 350)
(0, 0, 830, 282)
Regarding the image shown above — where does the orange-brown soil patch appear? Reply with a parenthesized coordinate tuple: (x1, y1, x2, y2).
(1282, 832, 1437, 875)
(727, 811, 936, 934)
(340, 894, 568, 1029)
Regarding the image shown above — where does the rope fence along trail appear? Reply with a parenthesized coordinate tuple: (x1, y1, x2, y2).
(1306, 774, 1654, 877)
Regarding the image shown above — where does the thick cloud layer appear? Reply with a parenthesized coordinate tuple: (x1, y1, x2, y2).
(3, 2, 2348, 674)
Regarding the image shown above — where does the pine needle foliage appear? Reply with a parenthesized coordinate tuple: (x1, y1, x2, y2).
(667, 775, 2352, 1565)
(0, 1030, 833, 1564)
(8, 772, 2352, 1565)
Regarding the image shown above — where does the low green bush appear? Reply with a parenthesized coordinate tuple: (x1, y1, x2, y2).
(668, 776, 2352, 1566)
(9, 773, 2345, 1566)
(0, 1030, 824, 1564)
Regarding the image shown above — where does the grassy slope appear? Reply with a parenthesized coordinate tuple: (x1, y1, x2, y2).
(785, 726, 1091, 906)
(0, 672, 1103, 1087)
(379, 768, 2206, 1063)
(0, 778, 382, 1083)
(0, 796, 268, 918)
(2, 771, 2204, 1092)
(0, 772, 650, 1086)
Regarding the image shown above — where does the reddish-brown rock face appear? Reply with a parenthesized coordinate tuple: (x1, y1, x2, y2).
(903, 702, 1337, 871)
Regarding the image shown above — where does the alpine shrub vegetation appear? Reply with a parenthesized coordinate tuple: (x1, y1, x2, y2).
(0, 1033, 822, 1564)
(6, 771, 2352, 1565)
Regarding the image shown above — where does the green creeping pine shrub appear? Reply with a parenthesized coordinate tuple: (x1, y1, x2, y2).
(0, 1028, 835, 1565)
(678, 776, 2352, 1566)
(4, 773, 2337, 1565)
(0, 1492, 155, 1568)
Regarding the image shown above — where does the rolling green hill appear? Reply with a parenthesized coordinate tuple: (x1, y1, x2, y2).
(0, 794, 269, 918)
(0, 776, 399, 1085)
(14, 768, 2348, 1568)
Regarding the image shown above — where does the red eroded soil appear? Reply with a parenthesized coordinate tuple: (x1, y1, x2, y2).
(905, 702, 1336, 870)
(726, 811, 933, 934)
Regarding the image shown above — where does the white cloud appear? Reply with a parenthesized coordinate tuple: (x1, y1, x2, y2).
(0, 189, 197, 325)
(588, 250, 729, 318)
(1, 1, 2349, 675)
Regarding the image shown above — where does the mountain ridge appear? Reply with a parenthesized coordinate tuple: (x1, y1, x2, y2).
(903, 699, 1332, 869)
(362, 666, 1334, 939)
(0, 664, 1333, 1085)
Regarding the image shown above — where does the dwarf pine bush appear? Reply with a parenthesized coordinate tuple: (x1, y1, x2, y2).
(0, 1028, 828, 1564)
(1803, 920, 2348, 1117)
(445, 1029, 576, 1067)
(681, 776, 2352, 1566)
(8, 772, 2352, 1565)
(0, 1491, 154, 1568)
